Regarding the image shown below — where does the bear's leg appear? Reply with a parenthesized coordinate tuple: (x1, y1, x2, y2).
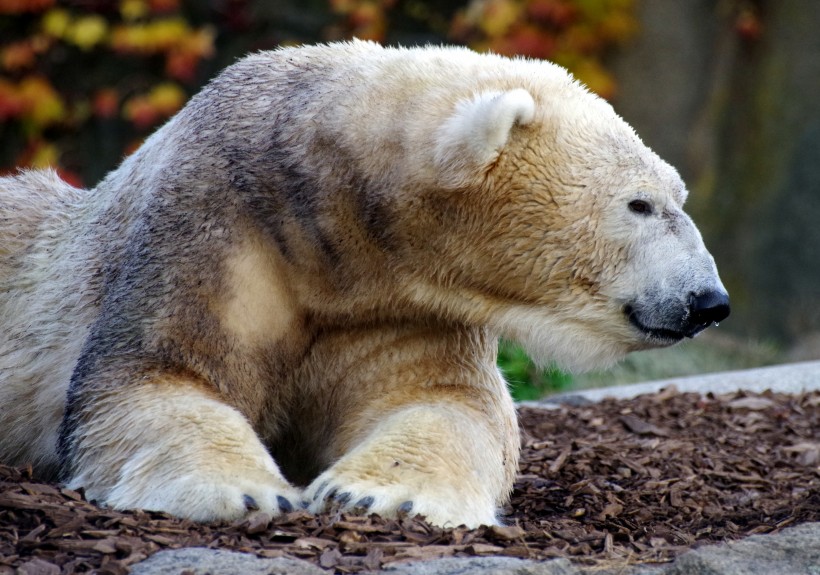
(62, 375, 301, 521)
(304, 398, 517, 528)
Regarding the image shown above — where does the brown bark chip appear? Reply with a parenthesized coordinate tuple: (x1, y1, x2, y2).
(1, 389, 817, 572)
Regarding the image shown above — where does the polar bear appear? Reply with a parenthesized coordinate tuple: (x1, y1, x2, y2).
(0, 41, 729, 528)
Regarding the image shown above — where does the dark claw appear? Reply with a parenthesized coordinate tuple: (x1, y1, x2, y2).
(277, 495, 294, 513)
(300, 499, 311, 509)
(324, 487, 338, 502)
(397, 500, 414, 514)
(334, 491, 352, 505)
(313, 480, 330, 501)
(313, 481, 330, 501)
(243, 494, 259, 511)
(354, 496, 375, 511)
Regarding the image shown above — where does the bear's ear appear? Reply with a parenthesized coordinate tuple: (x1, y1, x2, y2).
(434, 89, 535, 189)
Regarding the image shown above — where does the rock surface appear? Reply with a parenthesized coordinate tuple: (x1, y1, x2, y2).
(656, 521, 820, 575)
(129, 521, 820, 574)
(130, 548, 327, 575)
(537, 359, 820, 404)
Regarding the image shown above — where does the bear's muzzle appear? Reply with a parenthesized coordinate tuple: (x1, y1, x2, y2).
(685, 289, 731, 338)
(625, 287, 730, 343)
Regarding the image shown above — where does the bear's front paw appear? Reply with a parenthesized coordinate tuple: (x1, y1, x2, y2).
(63, 376, 309, 523)
(78, 468, 304, 523)
(303, 469, 497, 528)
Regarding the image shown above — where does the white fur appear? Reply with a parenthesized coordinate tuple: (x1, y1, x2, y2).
(496, 306, 632, 372)
(0, 170, 97, 476)
(67, 380, 301, 521)
(435, 90, 536, 189)
(305, 402, 506, 527)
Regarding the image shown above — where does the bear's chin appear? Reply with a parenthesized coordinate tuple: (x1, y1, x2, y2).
(519, 334, 628, 374)
(496, 308, 636, 373)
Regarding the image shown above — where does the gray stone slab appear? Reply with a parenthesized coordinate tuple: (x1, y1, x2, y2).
(533, 360, 820, 406)
(658, 521, 820, 575)
(128, 522, 820, 574)
(382, 556, 579, 575)
(129, 547, 326, 575)
(382, 523, 820, 575)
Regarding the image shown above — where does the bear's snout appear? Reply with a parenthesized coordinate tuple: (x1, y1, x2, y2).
(684, 289, 731, 338)
(625, 287, 730, 344)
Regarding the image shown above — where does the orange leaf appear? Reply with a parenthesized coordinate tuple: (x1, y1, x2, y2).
(54, 168, 83, 188)
(165, 50, 198, 82)
(0, 0, 54, 15)
(0, 79, 24, 120)
(527, 0, 577, 27)
(123, 96, 159, 129)
(123, 82, 186, 129)
(149, 0, 179, 13)
(735, 9, 762, 42)
(1, 41, 37, 72)
(492, 24, 556, 59)
(93, 88, 119, 119)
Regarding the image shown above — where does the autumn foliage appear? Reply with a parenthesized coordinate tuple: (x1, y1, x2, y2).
(450, 0, 636, 98)
(0, 0, 636, 186)
(0, 0, 214, 185)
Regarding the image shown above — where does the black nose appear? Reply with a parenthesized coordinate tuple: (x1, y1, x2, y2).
(685, 290, 730, 337)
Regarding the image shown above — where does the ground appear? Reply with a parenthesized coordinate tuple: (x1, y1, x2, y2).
(1, 388, 817, 574)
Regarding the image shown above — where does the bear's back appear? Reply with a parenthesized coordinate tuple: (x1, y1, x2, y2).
(0, 170, 85, 274)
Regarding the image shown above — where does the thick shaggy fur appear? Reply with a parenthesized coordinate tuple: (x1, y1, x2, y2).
(0, 41, 726, 527)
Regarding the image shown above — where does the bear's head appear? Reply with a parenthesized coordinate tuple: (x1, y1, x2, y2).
(412, 72, 729, 372)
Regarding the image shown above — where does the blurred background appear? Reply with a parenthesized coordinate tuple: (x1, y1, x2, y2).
(1, 0, 817, 399)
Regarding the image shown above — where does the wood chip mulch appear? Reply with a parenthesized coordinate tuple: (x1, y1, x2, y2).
(1, 387, 818, 574)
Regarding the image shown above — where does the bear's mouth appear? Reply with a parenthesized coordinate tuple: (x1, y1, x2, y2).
(624, 305, 686, 343)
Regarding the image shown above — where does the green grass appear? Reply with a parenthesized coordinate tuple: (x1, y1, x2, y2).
(497, 340, 573, 401)
(497, 331, 783, 401)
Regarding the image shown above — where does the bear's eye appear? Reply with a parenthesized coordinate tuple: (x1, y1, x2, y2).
(628, 199, 653, 215)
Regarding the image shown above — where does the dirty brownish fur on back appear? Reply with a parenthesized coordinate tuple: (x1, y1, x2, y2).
(0, 170, 84, 274)
(0, 170, 98, 478)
